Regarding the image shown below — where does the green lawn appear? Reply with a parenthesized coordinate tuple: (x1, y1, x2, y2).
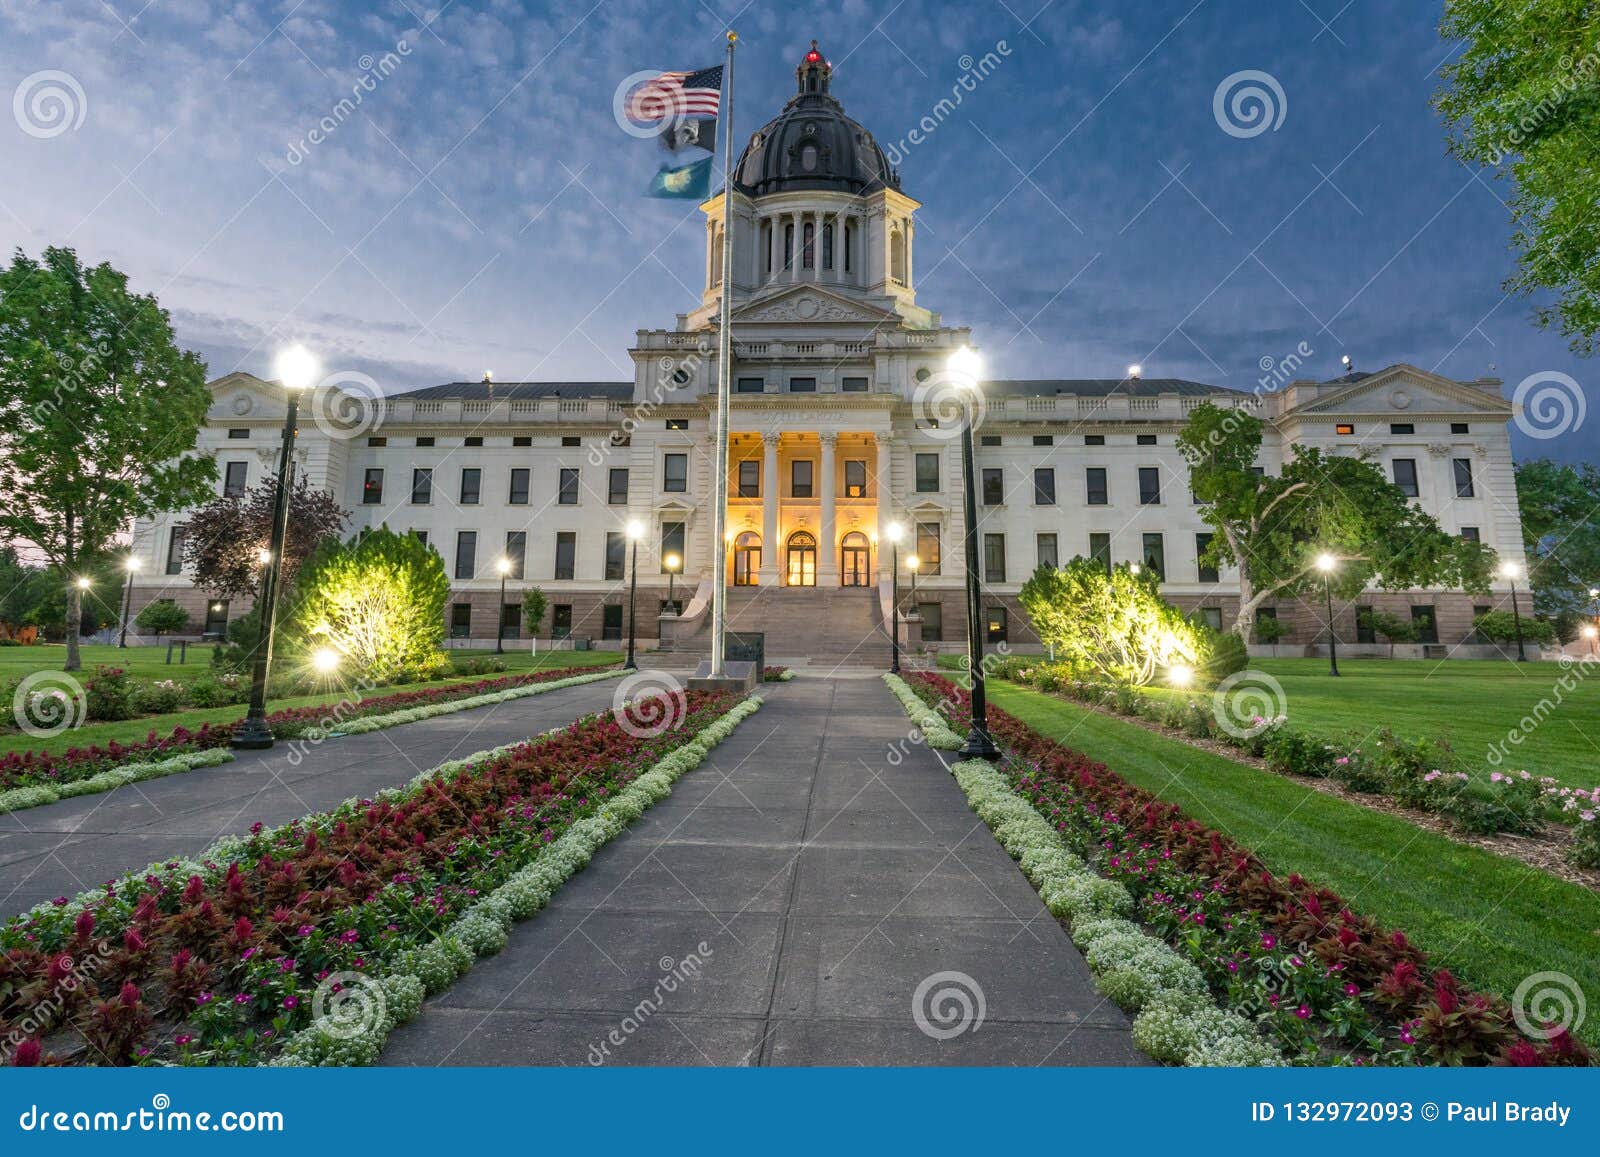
(987, 678, 1600, 1044)
(0, 647, 621, 758)
(0, 642, 228, 678)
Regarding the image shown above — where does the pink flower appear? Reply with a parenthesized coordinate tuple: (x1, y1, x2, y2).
(1343, 983, 1360, 997)
(283, 995, 299, 1009)
(1260, 933, 1277, 950)
(1295, 1005, 1311, 1019)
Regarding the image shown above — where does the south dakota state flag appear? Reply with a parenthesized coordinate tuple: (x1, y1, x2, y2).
(647, 154, 713, 199)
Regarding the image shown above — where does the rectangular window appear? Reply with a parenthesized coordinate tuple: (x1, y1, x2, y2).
(1084, 434, 1105, 446)
(844, 459, 867, 498)
(1451, 422, 1470, 434)
(660, 522, 685, 572)
(1136, 433, 1157, 446)
(412, 468, 433, 505)
(916, 522, 941, 575)
(459, 468, 482, 505)
(1335, 423, 1355, 436)
(736, 377, 764, 393)
(201, 599, 229, 637)
(512, 436, 532, 447)
(1392, 458, 1419, 497)
(1033, 434, 1054, 447)
(602, 604, 624, 641)
(227, 428, 249, 439)
(1089, 532, 1111, 574)
(918, 601, 943, 642)
(788, 377, 817, 393)
(1033, 467, 1056, 505)
(1356, 606, 1376, 643)
(1200, 607, 1223, 632)
(1138, 466, 1161, 505)
(1452, 457, 1475, 498)
(608, 467, 629, 505)
(367, 436, 387, 447)
(605, 531, 625, 581)
(551, 604, 572, 639)
(1471, 603, 1492, 643)
(980, 434, 1002, 447)
(1390, 423, 1414, 435)
(842, 376, 869, 393)
(557, 468, 579, 505)
(915, 453, 940, 493)
(165, 526, 187, 575)
(1411, 604, 1438, 644)
(981, 468, 1004, 506)
(416, 436, 435, 448)
(984, 533, 1006, 583)
(737, 459, 760, 498)
(665, 418, 689, 430)
(1085, 467, 1108, 505)
(1142, 532, 1166, 580)
(223, 461, 248, 498)
(791, 459, 814, 498)
(362, 468, 384, 505)
(554, 531, 576, 581)
(1460, 526, 1480, 542)
(985, 608, 1008, 643)
(663, 453, 688, 493)
(508, 468, 529, 505)
(496, 531, 523, 581)
(1037, 533, 1058, 570)
(561, 436, 581, 447)
(1196, 532, 1218, 583)
(411, 529, 428, 547)
(500, 603, 521, 640)
(454, 531, 477, 580)
(465, 436, 483, 448)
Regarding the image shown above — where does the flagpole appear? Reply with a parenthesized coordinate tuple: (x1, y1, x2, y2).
(710, 29, 736, 679)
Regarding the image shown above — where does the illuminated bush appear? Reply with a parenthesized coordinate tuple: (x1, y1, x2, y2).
(288, 527, 450, 682)
(1019, 559, 1201, 686)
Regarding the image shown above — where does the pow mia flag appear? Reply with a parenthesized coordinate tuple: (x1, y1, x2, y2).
(661, 117, 717, 154)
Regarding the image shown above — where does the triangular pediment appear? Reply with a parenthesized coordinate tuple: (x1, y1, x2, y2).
(731, 284, 901, 326)
(1290, 365, 1510, 417)
(208, 371, 287, 422)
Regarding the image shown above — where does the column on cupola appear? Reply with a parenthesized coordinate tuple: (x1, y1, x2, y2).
(875, 432, 893, 582)
(818, 431, 838, 582)
(789, 211, 802, 283)
(761, 431, 780, 584)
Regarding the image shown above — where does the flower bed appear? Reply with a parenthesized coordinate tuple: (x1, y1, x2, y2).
(905, 672, 1591, 1067)
(762, 666, 795, 682)
(1, 688, 756, 1066)
(0, 667, 624, 803)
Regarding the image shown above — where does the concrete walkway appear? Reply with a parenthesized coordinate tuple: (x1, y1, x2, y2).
(0, 676, 627, 920)
(380, 675, 1147, 1066)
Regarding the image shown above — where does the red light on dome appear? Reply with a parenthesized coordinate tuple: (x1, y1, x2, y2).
(805, 50, 821, 62)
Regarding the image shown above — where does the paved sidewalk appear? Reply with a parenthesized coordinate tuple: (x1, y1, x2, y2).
(0, 676, 628, 919)
(380, 675, 1147, 1066)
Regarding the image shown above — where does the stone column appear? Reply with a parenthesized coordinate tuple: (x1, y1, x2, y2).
(819, 431, 838, 583)
(875, 432, 893, 581)
(761, 432, 780, 585)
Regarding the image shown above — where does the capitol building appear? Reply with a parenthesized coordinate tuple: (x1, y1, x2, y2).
(129, 45, 1527, 663)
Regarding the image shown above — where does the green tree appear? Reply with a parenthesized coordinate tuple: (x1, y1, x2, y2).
(1514, 459, 1600, 618)
(288, 526, 450, 682)
(1437, 2, 1600, 352)
(1357, 608, 1418, 658)
(183, 473, 349, 600)
(134, 600, 189, 638)
(1254, 615, 1287, 648)
(522, 586, 548, 637)
(0, 546, 48, 630)
(27, 556, 126, 638)
(1019, 559, 1201, 685)
(0, 247, 216, 669)
(1473, 609, 1556, 648)
(1177, 402, 1493, 639)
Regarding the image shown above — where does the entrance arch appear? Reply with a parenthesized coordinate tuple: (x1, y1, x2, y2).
(733, 531, 761, 586)
(840, 531, 871, 587)
(785, 531, 817, 587)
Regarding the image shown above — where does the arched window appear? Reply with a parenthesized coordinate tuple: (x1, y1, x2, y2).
(711, 228, 723, 287)
(822, 223, 833, 271)
(761, 219, 773, 274)
(890, 227, 906, 284)
(802, 222, 815, 269)
(843, 220, 853, 273)
(840, 531, 870, 587)
(784, 223, 794, 270)
(733, 531, 761, 586)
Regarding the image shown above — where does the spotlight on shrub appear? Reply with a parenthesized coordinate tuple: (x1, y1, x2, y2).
(1168, 664, 1193, 688)
(311, 647, 340, 675)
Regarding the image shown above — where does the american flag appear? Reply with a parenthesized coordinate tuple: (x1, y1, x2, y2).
(624, 65, 722, 123)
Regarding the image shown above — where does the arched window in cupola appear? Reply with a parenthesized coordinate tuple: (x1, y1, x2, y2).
(890, 226, 906, 284)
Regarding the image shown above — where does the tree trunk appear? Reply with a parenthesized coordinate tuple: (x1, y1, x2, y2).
(1232, 569, 1258, 641)
(64, 586, 82, 671)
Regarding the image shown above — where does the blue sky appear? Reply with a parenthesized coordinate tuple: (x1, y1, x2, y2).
(1, 0, 1595, 465)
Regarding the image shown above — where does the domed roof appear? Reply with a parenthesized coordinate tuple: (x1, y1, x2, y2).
(733, 41, 900, 197)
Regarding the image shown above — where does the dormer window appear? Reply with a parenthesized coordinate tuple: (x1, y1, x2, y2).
(801, 143, 818, 170)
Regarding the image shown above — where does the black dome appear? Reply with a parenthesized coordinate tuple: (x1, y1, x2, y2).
(733, 41, 900, 197)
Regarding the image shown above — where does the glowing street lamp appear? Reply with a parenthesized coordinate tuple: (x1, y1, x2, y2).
(1127, 364, 1142, 381)
(624, 519, 645, 670)
(664, 552, 682, 615)
(886, 521, 905, 674)
(495, 557, 513, 655)
(234, 343, 319, 750)
(949, 345, 999, 760)
(118, 555, 142, 648)
(1499, 560, 1527, 662)
(1314, 552, 1340, 677)
(1582, 623, 1598, 657)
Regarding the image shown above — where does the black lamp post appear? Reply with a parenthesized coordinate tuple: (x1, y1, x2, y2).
(887, 522, 904, 675)
(495, 557, 512, 655)
(118, 556, 140, 648)
(232, 345, 316, 750)
(624, 519, 643, 670)
(952, 347, 999, 761)
(1502, 561, 1527, 662)
(1315, 553, 1339, 677)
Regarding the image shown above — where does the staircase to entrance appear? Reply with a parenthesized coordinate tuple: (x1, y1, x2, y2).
(655, 585, 888, 669)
